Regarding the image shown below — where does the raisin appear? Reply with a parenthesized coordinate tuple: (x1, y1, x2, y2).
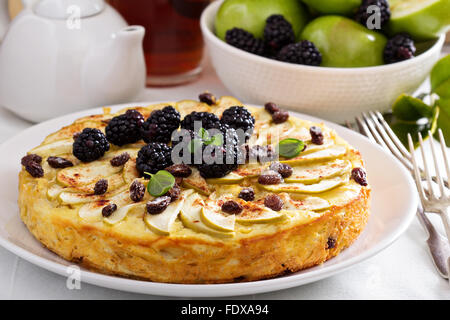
(166, 184, 181, 202)
(238, 187, 255, 201)
(165, 164, 192, 178)
(269, 162, 293, 178)
(147, 196, 171, 214)
(47, 156, 74, 168)
(258, 170, 283, 185)
(129, 180, 145, 202)
(222, 200, 243, 214)
(310, 126, 324, 145)
(25, 161, 44, 178)
(102, 203, 117, 217)
(21, 154, 42, 166)
(199, 92, 216, 105)
(272, 110, 289, 124)
(94, 179, 108, 195)
(326, 237, 337, 249)
(264, 102, 280, 114)
(264, 194, 283, 211)
(110, 152, 130, 167)
(175, 177, 184, 186)
(351, 167, 368, 186)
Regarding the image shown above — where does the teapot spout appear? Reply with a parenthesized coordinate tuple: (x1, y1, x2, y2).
(114, 25, 145, 50)
(83, 25, 146, 106)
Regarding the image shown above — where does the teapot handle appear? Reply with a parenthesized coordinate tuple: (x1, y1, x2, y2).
(0, 0, 9, 41)
(0, 0, 37, 41)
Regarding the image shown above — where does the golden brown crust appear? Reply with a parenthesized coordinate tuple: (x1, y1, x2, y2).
(19, 170, 370, 283)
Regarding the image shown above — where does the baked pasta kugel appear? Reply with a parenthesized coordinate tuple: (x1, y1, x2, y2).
(18, 94, 370, 284)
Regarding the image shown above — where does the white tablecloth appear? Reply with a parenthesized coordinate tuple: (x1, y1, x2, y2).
(0, 56, 450, 300)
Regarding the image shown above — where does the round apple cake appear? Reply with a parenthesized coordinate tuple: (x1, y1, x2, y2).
(18, 94, 370, 283)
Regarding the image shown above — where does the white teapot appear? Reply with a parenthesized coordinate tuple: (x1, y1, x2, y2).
(0, 0, 146, 122)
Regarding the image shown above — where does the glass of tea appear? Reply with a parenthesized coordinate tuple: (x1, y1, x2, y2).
(108, 0, 211, 87)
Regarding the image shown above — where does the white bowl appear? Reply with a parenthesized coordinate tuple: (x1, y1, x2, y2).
(200, 0, 445, 123)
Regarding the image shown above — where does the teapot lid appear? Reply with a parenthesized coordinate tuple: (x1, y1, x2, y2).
(33, 0, 105, 19)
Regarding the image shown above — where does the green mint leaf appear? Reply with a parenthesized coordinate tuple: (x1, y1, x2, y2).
(147, 170, 175, 197)
(204, 134, 223, 146)
(278, 138, 304, 158)
(431, 54, 450, 99)
(198, 127, 209, 141)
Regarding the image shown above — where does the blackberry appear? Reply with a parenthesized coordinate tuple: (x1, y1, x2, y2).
(264, 15, 295, 54)
(105, 109, 145, 146)
(220, 106, 255, 142)
(277, 41, 322, 66)
(73, 128, 110, 162)
(196, 140, 240, 178)
(225, 28, 265, 56)
(141, 106, 180, 143)
(384, 33, 416, 64)
(180, 111, 220, 132)
(136, 143, 173, 177)
(355, 0, 390, 29)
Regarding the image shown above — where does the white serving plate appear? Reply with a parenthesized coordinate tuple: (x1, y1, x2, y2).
(0, 102, 418, 297)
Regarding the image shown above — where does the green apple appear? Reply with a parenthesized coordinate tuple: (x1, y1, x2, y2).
(215, 0, 309, 40)
(200, 206, 235, 232)
(302, 0, 361, 16)
(104, 203, 143, 225)
(388, 0, 450, 41)
(182, 168, 213, 195)
(301, 16, 387, 67)
(282, 195, 331, 211)
(235, 206, 285, 224)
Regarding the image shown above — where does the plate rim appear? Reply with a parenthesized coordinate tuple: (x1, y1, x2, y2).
(0, 101, 418, 297)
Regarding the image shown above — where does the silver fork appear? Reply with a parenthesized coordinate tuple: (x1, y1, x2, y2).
(408, 130, 450, 273)
(346, 114, 450, 279)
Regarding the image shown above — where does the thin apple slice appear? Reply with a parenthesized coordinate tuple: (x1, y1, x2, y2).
(179, 194, 234, 238)
(235, 162, 265, 178)
(57, 159, 123, 187)
(301, 140, 334, 155)
(176, 100, 211, 118)
(122, 158, 140, 184)
(206, 172, 244, 184)
(77, 188, 131, 220)
(280, 194, 331, 211)
(235, 202, 285, 224)
(46, 184, 64, 200)
(200, 205, 235, 232)
(182, 168, 213, 195)
(30, 139, 73, 157)
(260, 175, 348, 194)
(62, 186, 128, 205)
(281, 146, 347, 165)
(104, 203, 144, 225)
(144, 191, 189, 235)
(284, 159, 352, 184)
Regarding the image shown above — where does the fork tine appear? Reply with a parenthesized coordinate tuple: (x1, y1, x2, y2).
(374, 111, 412, 160)
(408, 134, 428, 205)
(418, 133, 435, 199)
(355, 116, 376, 142)
(361, 112, 389, 149)
(367, 111, 414, 172)
(438, 129, 450, 187)
(428, 130, 446, 199)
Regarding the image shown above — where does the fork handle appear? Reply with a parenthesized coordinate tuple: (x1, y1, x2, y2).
(439, 207, 450, 248)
